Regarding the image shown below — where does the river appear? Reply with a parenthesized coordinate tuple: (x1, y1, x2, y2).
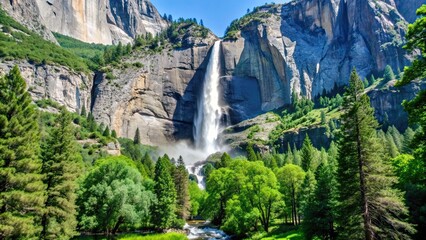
(184, 221, 229, 240)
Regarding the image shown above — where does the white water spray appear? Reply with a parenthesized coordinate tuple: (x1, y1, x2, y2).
(193, 41, 223, 154)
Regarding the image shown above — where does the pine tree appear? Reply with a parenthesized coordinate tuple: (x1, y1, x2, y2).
(301, 134, 314, 171)
(151, 156, 177, 229)
(174, 156, 190, 220)
(80, 104, 87, 117)
(368, 75, 375, 86)
(217, 152, 231, 168)
(320, 110, 326, 125)
(383, 65, 395, 82)
(134, 127, 141, 144)
(141, 153, 155, 179)
(111, 129, 117, 139)
(395, 6, 426, 237)
(299, 170, 316, 220)
(246, 144, 257, 161)
(337, 69, 415, 240)
(40, 108, 83, 239)
(303, 162, 338, 240)
(285, 143, 294, 164)
(102, 126, 110, 137)
(0, 66, 45, 238)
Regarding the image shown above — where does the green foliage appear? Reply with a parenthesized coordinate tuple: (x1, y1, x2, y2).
(397, 5, 426, 86)
(77, 156, 154, 233)
(204, 167, 236, 225)
(209, 160, 281, 235)
(0, 10, 90, 73)
(337, 69, 415, 239)
(303, 162, 338, 240)
(134, 128, 141, 145)
(40, 108, 83, 239)
(248, 125, 261, 139)
(394, 6, 426, 238)
(276, 164, 306, 226)
(174, 157, 190, 220)
(216, 152, 232, 169)
(224, 10, 272, 40)
(151, 156, 177, 229)
(300, 135, 314, 172)
(188, 181, 207, 218)
(383, 65, 396, 82)
(246, 144, 258, 161)
(53, 32, 106, 71)
(0, 66, 45, 238)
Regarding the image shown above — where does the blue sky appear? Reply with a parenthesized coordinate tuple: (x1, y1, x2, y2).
(151, 0, 290, 37)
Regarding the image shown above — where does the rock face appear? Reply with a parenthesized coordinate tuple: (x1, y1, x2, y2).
(222, 0, 415, 123)
(369, 81, 426, 130)
(1, 0, 168, 44)
(0, 61, 92, 113)
(91, 36, 218, 146)
(394, 0, 425, 23)
(0, 0, 57, 43)
(36, 0, 168, 44)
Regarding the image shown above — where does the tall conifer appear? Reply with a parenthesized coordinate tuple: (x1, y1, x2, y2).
(40, 108, 82, 239)
(174, 156, 190, 220)
(337, 69, 415, 240)
(0, 66, 45, 238)
(151, 156, 177, 229)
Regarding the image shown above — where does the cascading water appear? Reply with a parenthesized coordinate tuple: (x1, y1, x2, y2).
(186, 41, 223, 190)
(193, 40, 223, 154)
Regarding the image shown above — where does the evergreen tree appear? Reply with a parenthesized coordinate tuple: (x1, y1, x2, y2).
(337, 69, 415, 240)
(383, 65, 396, 82)
(299, 170, 316, 220)
(320, 110, 326, 125)
(86, 112, 97, 132)
(285, 143, 294, 164)
(301, 134, 314, 171)
(141, 152, 155, 179)
(395, 6, 426, 238)
(174, 156, 190, 220)
(246, 144, 257, 161)
(0, 66, 45, 238)
(80, 104, 87, 117)
(111, 129, 117, 139)
(217, 152, 231, 168)
(369, 75, 376, 86)
(40, 108, 83, 239)
(303, 162, 338, 240)
(134, 127, 141, 144)
(152, 156, 177, 229)
(102, 126, 110, 137)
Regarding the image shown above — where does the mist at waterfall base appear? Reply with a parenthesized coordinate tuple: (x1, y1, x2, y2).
(160, 41, 226, 189)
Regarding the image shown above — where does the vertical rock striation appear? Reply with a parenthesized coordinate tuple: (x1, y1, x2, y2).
(0, 0, 168, 44)
(91, 35, 218, 146)
(222, 0, 414, 122)
(0, 61, 92, 112)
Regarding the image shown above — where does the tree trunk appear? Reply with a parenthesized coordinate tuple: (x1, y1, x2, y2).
(356, 119, 373, 240)
(112, 216, 124, 235)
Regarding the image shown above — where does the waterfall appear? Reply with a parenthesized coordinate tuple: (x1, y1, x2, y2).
(193, 41, 222, 154)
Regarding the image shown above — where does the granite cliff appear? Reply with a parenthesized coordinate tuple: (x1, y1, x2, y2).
(0, 61, 92, 112)
(222, 0, 416, 123)
(0, 0, 168, 44)
(91, 28, 218, 146)
(0, 0, 424, 147)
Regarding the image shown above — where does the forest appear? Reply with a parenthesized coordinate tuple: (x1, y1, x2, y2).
(0, 4, 426, 240)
